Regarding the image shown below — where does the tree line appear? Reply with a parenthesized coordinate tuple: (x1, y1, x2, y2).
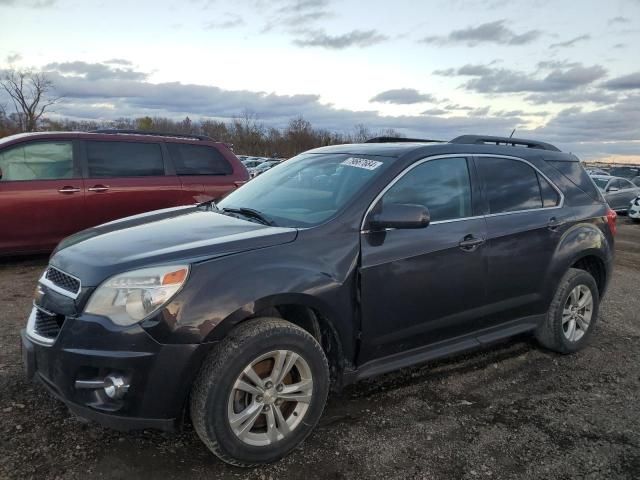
(1, 69, 403, 157)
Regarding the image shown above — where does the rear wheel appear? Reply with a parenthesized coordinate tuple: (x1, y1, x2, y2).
(536, 268, 600, 353)
(190, 318, 329, 467)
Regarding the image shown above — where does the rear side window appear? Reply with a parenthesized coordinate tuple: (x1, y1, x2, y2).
(86, 141, 164, 178)
(546, 160, 602, 201)
(477, 157, 557, 213)
(383, 157, 472, 222)
(167, 143, 232, 175)
(0, 141, 73, 181)
(617, 178, 635, 190)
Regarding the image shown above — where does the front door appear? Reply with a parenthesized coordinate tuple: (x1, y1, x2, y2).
(359, 156, 488, 364)
(0, 139, 85, 254)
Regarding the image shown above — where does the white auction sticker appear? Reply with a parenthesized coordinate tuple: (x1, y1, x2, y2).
(341, 157, 383, 170)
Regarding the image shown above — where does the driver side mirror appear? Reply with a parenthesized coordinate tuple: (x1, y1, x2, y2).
(369, 203, 430, 231)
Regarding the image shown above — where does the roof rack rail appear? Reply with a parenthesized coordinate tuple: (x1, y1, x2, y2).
(365, 136, 445, 143)
(450, 135, 560, 152)
(89, 129, 215, 142)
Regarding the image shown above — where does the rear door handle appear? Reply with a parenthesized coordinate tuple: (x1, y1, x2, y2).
(58, 186, 81, 194)
(547, 217, 566, 231)
(88, 185, 110, 192)
(458, 235, 485, 251)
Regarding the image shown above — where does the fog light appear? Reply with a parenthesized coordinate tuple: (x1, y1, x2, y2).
(103, 374, 129, 400)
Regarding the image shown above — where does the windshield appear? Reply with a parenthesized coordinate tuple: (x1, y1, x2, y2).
(592, 177, 610, 190)
(218, 153, 393, 227)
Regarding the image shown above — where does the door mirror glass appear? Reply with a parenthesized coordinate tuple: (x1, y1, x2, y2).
(369, 204, 430, 230)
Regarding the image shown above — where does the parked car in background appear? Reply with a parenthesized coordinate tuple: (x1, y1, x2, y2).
(0, 130, 249, 255)
(632, 176, 640, 187)
(22, 134, 615, 466)
(586, 168, 610, 176)
(629, 196, 640, 221)
(608, 166, 640, 179)
(590, 175, 640, 212)
(250, 160, 281, 178)
(242, 158, 266, 169)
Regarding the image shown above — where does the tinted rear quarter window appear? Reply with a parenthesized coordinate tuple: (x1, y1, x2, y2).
(477, 157, 544, 213)
(86, 141, 164, 178)
(546, 160, 602, 201)
(167, 143, 232, 175)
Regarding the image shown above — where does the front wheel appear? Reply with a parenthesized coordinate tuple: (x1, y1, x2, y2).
(190, 318, 330, 467)
(536, 268, 600, 354)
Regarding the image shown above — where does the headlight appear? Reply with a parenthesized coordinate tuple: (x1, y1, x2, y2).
(84, 265, 189, 326)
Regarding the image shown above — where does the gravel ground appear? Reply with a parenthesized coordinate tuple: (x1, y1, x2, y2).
(1, 219, 639, 480)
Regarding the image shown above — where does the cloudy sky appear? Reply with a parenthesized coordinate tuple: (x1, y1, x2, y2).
(1, 0, 639, 161)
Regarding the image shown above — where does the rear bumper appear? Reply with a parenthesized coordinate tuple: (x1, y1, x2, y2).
(21, 314, 214, 432)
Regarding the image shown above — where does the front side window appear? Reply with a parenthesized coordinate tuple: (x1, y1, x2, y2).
(218, 153, 393, 227)
(167, 143, 232, 175)
(0, 141, 73, 181)
(86, 141, 164, 178)
(478, 157, 556, 214)
(382, 157, 472, 222)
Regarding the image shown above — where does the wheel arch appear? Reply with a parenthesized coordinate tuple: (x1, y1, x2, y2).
(204, 293, 351, 389)
(548, 221, 612, 300)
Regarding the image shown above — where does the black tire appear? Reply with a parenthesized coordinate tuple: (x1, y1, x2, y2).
(190, 318, 330, 467)
(536, 268, 600, 354)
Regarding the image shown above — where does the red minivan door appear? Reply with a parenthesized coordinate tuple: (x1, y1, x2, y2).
(82, 139, 182, 227)
(0, 139, 85, 254)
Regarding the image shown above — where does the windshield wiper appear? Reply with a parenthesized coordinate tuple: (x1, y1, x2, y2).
(221, 207, 277, 226)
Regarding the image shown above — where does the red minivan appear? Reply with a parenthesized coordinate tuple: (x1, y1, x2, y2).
(0, 130, 249, 255)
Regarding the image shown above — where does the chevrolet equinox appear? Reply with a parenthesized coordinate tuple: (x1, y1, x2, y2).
(21, 135, 616, 466)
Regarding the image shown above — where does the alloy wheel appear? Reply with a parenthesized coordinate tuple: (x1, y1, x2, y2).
(562, 285, 593, 342)
(227, 350, 313, 446)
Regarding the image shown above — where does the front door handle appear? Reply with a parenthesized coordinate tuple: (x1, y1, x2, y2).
(458, 234, 485, 251)
(88, 185, 109, 192)
(58, 186, 81, 194)
(547, 217, 566, 231)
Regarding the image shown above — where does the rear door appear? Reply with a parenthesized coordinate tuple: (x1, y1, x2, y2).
(166, 142, 238, 201)
(81, 140, 182, 227)
(474, 155, 567, 327)
(0, 139, 85, 253)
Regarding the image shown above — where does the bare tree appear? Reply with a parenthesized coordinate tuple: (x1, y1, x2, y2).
(1, 69, 60, 132)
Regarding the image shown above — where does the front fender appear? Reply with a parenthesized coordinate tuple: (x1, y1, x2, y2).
(143, 234, 361, 362)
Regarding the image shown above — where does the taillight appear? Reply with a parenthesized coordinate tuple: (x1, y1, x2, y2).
(606, 208, 617, 236)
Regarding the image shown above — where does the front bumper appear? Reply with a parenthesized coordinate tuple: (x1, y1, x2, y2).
(21, 309, 213, 432)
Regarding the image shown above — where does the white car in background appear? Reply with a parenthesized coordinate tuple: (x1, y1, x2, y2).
(630, 196, 640, 222)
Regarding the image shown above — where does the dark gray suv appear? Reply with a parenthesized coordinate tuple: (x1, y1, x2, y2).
(22, 134, 616, 466)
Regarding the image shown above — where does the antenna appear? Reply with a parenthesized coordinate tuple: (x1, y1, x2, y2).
(509, 129, 516, 138)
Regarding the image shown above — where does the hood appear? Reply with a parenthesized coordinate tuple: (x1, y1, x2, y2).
(51, 205, 298, 286)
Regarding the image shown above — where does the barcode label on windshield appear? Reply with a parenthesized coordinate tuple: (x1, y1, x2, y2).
(341, 157, 383, 170)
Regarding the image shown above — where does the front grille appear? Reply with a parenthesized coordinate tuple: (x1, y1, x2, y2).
(33, 307, 65, 340)
(45, 267, 81, 296)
